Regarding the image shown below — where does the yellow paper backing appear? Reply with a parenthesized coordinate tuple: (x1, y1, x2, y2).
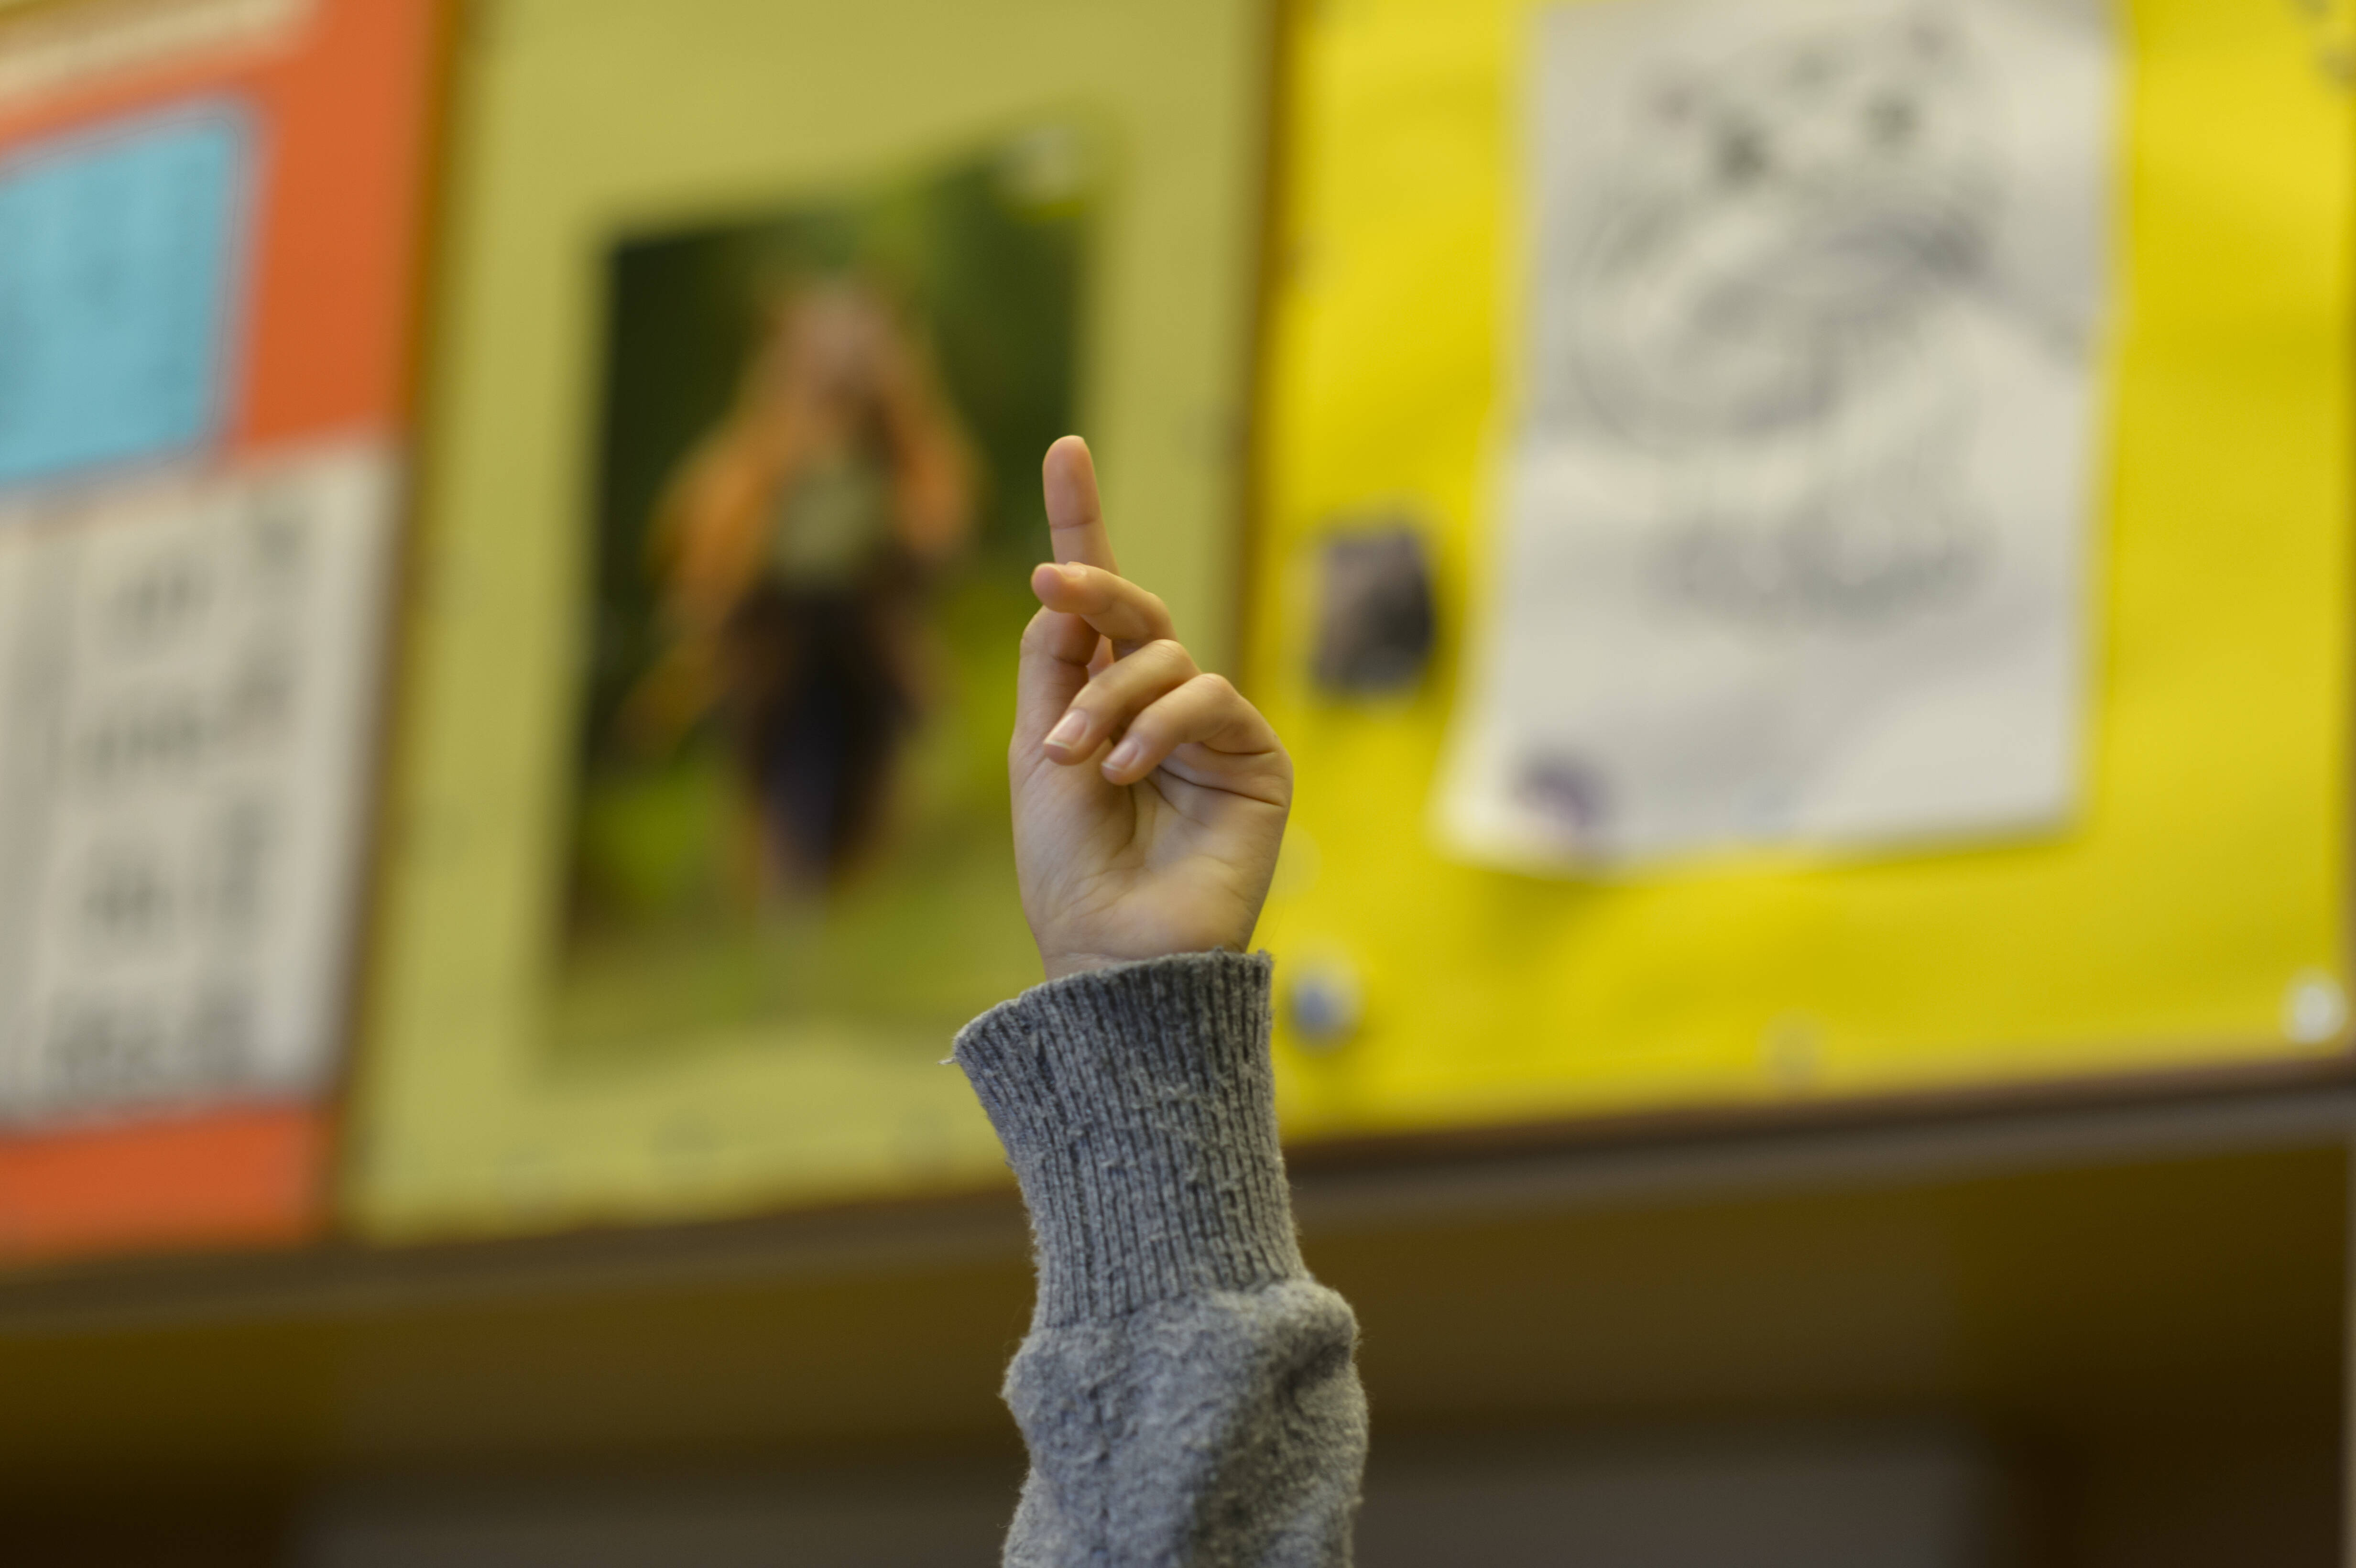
(1252, 0, 2355, 1138)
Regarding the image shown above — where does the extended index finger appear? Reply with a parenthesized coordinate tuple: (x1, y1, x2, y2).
(1043, 435, 1118, 573)
(1029, 562, 1175, 652)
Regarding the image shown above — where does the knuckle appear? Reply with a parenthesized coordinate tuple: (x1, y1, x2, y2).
(1080, 666, 1131, 709)
(1143, 638, 1195, 675)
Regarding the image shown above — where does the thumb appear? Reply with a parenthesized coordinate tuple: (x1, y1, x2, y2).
(1014, 603, 1096, 752)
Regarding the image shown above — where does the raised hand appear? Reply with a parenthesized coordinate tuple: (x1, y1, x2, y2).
(1011, 436, 1292, 981)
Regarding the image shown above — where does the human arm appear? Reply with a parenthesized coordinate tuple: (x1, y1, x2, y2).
(953, 436, 1366, 1567)
(872, 323, 977, 563)
(615, 426, 772, 752)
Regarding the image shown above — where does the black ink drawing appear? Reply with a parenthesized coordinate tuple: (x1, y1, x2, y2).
(1443, 0, 2109, 864)
(1544, 9, 1999, 624)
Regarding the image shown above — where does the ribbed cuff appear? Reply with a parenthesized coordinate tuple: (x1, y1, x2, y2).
(953, 950, 1306, 1327)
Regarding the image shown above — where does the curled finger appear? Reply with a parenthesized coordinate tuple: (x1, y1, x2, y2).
(1040, 639, 1200, 764)
(1099, 673, 1283, 789)
(1029, 562, 1176, 653)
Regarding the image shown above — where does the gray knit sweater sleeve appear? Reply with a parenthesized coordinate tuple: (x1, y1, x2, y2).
(953, 950, 1367, 1567)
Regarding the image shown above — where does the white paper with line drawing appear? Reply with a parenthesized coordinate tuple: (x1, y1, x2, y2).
(0, 442, 395, 1123)
(1440, 0, 2114, 868)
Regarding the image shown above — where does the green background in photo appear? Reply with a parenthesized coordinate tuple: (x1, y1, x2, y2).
(564, 141, 1086, 1061)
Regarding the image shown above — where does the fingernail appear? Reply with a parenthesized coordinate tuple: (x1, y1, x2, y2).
(1046, 711, 1087, 751)
(1104, 738, 1143, 775)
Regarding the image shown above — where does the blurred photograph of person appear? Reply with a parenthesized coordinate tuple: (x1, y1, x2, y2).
(568, 139, 1083, 1056)
(622, 278, 977, 896)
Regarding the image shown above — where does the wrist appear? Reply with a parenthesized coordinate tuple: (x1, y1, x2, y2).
(1038, 941, 1257, 983)
(1041, 950, 1124, 983)
(953, 949, 1297, 1324)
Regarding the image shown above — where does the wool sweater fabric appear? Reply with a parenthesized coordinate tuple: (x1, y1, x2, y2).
(954, 949, 1368, 1567)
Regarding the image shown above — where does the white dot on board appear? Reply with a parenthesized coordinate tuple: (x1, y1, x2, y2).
(1762, 1013, 1822, 1091)
(2282, 970, 2348, 1046)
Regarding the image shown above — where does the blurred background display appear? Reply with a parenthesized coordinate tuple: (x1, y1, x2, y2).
(0, 446, 393, 1120)
(0, 3, 2350, 1565)
(0, 0, 441, 1262)
(349, 0, 1266, 1241)
(1445, 0, 2110, 866)
(1252, 0, 2353, 1133)
(564, 134, 1086, 1066)
(0, 106, 247, 485)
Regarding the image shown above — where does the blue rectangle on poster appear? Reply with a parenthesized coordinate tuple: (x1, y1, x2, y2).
(0, 107, 251, 490)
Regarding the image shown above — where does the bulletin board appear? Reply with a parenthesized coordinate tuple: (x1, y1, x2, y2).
(1250, 0, 2356, 1140)
(348, 0, 1269, 1241)
(0, 0, 447, 1262)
